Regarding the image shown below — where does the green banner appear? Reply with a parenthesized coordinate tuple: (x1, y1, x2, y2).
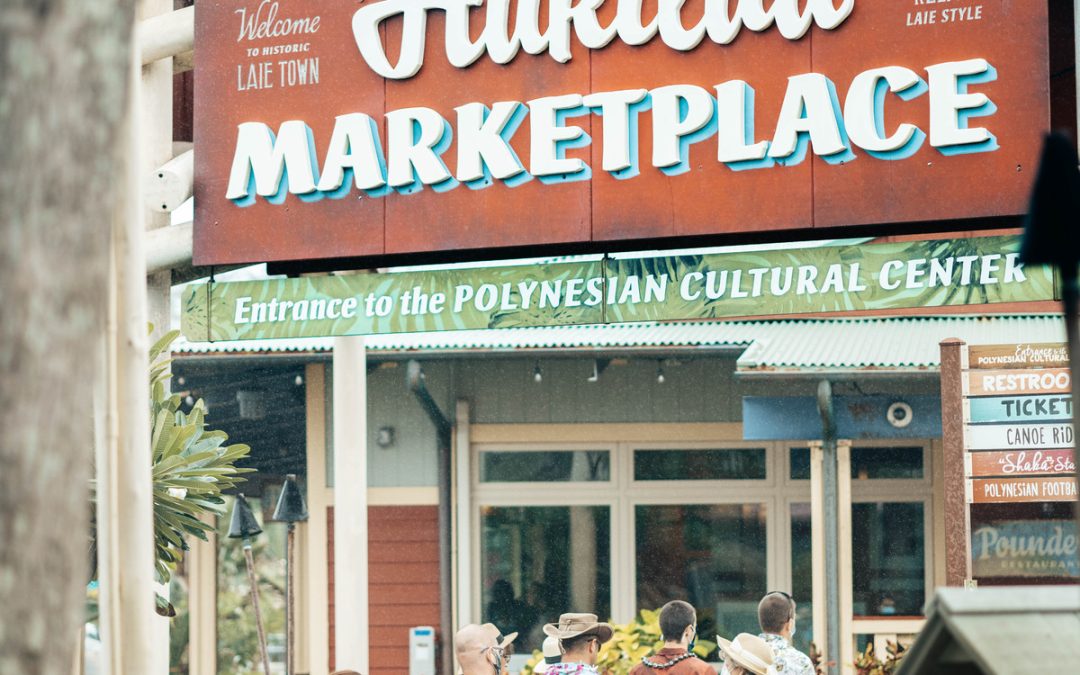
(182, 236, 1056, 342)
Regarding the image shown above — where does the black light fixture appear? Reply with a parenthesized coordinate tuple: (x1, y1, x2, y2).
(533, 360, 543, 383)
(227, 493, 262, 540)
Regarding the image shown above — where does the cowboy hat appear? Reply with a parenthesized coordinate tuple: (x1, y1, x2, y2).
(532, 636, 563, 674)
(481, 624, 518, 651)
(542, 613, 614, 644)
(716, 633, 776, 675)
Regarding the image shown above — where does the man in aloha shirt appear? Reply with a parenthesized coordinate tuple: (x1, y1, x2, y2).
(542, 612, 614, 675)
(757, 592, 814, 675)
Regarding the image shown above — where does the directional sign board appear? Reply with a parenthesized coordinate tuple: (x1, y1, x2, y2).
(969, 476, 1079, 503)
(959, 343, 1077, 505)
(965, 395, 1074, 424)
(966, 449, 1077, 478)
(971, 520, 1079, 578)
(965, 422, 1075, 450)
(965, 368, 1072, 397)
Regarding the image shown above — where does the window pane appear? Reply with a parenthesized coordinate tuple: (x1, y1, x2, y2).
(790, 447, 925, 480)
(790, 447, 811, 480)
(789, 503, 815, 655)
(851, 503, 925, 616)
(480, 505, 611, 655)
(634, 448, 767, 481)
(479, 450, 610, 482)
(850, 447, 924, 480)
(636, 504, 768, 660)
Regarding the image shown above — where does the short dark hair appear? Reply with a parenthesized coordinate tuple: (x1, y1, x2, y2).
(560, 634, 598, 654)
(659, 600, 697, 641)
(758, 592, 795, 634)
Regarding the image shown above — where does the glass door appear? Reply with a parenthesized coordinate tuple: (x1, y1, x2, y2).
(473, 443, 618, 665)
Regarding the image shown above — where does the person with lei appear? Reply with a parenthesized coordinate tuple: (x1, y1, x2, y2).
(630, 601, 714, 675)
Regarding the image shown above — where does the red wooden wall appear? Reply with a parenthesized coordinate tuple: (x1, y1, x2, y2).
(327, 505, 441, 674)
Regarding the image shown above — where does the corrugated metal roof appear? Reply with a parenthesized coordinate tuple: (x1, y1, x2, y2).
(735, 315, 1066, 371)
(174, 314, 1066, 372)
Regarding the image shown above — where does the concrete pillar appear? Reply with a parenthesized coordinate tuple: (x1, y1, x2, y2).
(333, 337, 369, 672)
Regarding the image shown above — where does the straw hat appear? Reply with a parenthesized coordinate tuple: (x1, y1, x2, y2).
(533, 636, 563, 674)
(482, 624, 518, 651)
(542, 613, 614, 643)
(716, 633, 777, 675)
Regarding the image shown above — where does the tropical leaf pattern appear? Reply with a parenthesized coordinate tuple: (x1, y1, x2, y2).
(183, 236, 1056, 342)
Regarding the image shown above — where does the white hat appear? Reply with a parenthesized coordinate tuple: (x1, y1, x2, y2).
(716, 633, 777, 675)
(533, 636, 563, 674)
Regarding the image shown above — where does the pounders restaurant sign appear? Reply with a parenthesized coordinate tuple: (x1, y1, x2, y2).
(194, 1, 1049, 265)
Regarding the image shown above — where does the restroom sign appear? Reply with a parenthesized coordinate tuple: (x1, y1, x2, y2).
(194, 1, 1050, 266)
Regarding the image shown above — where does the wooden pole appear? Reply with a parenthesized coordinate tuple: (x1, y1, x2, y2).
(243, 544, 274, 675)
(286, 522, 296, 675)
(938, 338, 970, 586)
(101, 19, 156, 674)
(333, 337, 370, 673)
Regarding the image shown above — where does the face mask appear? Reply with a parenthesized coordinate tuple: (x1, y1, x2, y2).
(687, 626, 697, 652)
(790, 623, 797, 638)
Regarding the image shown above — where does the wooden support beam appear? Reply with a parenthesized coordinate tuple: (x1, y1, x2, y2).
(147, 149, 193, 213)
(146, 220, 191, 274)
(138, 6, 193, 66)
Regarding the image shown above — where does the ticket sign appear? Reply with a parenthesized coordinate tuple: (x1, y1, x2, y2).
(966, 343, 1069, 370)
(966, 450, 1077, 478)
(193, 1, 1050, 266)
(965, 395, 1073, 424)
(965, 423, 1074, 450)
(972, 520, 1079, 578)
(968, 476, 1079, 503)
(965, 369, 1071, 397)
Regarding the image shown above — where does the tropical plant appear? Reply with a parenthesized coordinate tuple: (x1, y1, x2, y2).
(853, 640, 906, 675)
(89, 328, 253, 617)
(521, 609, 717, 675)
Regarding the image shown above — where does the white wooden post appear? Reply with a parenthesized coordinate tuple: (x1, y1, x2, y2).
(454, 400, 473, 630)
(333, 337, 370, 672)
(98, 22, 156, 675)
(305, 364, 332, 675)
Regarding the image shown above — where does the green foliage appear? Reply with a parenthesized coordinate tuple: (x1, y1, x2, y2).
(853, 641, 906, 675)
(521, 609, 717, 675)
(88, 328, 253, 619)
(148, 329, 253, 586)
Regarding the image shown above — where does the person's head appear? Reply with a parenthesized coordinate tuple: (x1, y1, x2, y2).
(454, 623, 504, 674)
(758, 591, 796, 639)
(717, 633, 775, 675)
(560, 633, 602, 665)
(542, 613, 614, 666)
(658, 600, 697, 647)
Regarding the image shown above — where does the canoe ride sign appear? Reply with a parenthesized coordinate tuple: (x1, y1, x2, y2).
(194, 0, 1050, 266)
(181, 235, 1054, 342)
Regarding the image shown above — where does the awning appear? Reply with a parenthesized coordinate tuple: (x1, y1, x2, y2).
(897, 585, 1080, 675)
(174, 314, 1066, 374)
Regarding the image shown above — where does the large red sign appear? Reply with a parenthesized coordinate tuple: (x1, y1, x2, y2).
(194, 1, 1050, 265)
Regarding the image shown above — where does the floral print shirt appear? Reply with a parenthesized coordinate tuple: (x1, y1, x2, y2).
(544, 663, 601, 675)
(759, 633, 814, 675)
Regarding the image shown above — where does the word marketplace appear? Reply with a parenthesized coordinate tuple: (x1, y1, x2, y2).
(226, 0, 1000, 202)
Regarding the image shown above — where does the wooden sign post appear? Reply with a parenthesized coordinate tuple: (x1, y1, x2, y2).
(941, 340, 1079, 585)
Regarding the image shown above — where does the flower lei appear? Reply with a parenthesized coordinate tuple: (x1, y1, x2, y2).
(641, 652, 699, 669)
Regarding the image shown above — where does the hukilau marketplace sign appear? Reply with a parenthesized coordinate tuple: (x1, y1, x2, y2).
(194, 0, 1049, 265)
(181, 235, 1054, 342)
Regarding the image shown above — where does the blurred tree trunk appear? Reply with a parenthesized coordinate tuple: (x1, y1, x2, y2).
(0, 1, 135, 673)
